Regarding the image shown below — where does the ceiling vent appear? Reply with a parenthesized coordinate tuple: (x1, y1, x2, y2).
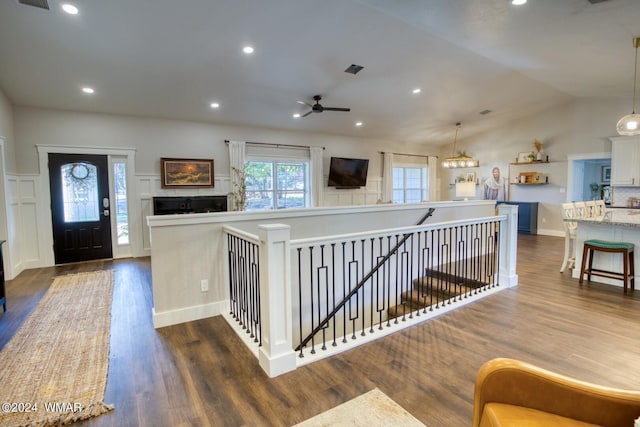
(18, 0, 50, 10)
(587, 0, 609, 4)
(344, 64, 364, 75)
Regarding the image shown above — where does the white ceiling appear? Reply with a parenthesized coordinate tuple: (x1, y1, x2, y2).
(0, 0, 638, 146)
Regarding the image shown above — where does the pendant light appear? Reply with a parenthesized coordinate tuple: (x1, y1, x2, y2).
(616, 37, 640, 136)
(442, 122, 479, 168)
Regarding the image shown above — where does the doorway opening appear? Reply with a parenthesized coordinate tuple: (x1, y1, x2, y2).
(568, 153, 611, 205)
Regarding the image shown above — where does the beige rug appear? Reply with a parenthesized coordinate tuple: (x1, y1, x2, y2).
(0, 271, 114, 426)
(293, 388, 425, 426)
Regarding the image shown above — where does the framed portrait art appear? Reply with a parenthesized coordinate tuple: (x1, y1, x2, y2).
(160, 158, 214, 188)
(601, 165, 611, 183)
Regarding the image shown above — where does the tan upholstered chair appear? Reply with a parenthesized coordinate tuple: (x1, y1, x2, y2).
(473, 358, 640, 427)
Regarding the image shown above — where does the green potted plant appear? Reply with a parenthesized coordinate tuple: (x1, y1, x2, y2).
(228, 167, 247, 211)
(590, 182, 600, 200)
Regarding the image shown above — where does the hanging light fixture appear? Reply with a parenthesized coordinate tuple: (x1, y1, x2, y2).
(442, 122, 479, 168)
(617, 37, 640, 136)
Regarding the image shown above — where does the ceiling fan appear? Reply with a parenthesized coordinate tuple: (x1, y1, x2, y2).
(297, 95, 351, 117)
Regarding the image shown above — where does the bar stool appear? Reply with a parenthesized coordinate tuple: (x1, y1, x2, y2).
(579, 239, 635, 293)
(560, 203, 578, 272)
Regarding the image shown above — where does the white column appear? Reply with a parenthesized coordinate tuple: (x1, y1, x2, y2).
(498, 204, 519, 287)
(257, 224, 296, 377)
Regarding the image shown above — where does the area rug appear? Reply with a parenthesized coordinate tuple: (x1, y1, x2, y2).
(293, 388, 425, 426)
(0, 270, 114, 426)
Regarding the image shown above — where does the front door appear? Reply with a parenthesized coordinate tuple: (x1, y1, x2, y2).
(49, 153, 113, 264)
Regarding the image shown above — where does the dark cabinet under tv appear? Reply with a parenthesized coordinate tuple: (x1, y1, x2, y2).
(152, 196, 228, 215)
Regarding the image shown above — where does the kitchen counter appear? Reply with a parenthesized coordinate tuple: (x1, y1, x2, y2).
(570, 208, 640, 287)
(573, 208, 640, 228)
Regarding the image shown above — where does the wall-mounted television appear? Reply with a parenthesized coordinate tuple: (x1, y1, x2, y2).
(327, 157, 369, 188)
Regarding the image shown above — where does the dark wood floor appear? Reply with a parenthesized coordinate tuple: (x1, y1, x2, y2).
(2, 235, 640, 426)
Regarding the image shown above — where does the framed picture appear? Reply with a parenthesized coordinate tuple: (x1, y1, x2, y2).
(466, 172, 476, 183)
(601, 165, 611, 183)
(160, 158, 214, 188)
(517, 152, 533, 163)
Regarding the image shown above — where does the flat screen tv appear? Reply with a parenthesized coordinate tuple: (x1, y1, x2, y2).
(327, 157, 369, 188)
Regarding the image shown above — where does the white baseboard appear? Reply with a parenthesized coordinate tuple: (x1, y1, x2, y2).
(535, 229, 564, 237)
(152, 300, 228, 328)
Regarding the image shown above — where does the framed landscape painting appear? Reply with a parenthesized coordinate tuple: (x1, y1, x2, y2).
(160, 158, 214, 188)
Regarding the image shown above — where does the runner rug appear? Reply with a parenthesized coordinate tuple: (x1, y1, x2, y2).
(0, 270, 114, 426)
(293, 388, 425, 426)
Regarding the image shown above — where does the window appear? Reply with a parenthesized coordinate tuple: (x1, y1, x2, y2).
(245, 160, 309, 210)
(392, 166, 427, 203)
(61, 162, 100, 222)
(113, 161, 129, 245)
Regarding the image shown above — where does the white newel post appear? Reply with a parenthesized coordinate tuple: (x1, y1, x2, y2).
(498, 204, 519, 287)
(257, 224, 297, 377)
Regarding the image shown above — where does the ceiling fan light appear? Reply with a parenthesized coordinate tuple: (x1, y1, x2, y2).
(617, 113, 640, 135)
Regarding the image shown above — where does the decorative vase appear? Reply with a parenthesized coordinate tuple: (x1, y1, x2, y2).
(536, 151, 543, 161)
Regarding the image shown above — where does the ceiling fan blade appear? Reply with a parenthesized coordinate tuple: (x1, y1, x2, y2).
(322, 107, 351, 112)
(301, 110, 313, 117)
(297, 100, 313, 108)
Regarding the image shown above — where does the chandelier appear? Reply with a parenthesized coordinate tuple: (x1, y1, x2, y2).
(617, 37, 640, 136)
(442, 122, 479, 168)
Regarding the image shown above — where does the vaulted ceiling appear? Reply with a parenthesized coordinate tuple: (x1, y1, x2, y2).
(0, 0, 638, 146)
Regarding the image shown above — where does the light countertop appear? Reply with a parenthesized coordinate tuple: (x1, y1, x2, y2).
(573, 208, 640, 227)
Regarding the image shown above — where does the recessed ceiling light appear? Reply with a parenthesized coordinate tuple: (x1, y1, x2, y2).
(81, 87, 94, 94)
(210, 102, 220, 109)
(243, 46, 254, 54)
(61, 3, 79, 14)
(412, 88, 421, 94)
(355, 122, 363, 127)
(293, 113, 301, 118)
(511, 0, 527, 5)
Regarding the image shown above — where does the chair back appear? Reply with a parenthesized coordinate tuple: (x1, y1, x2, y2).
(584, 200, 597, 218)
(573, 201, 587, 219)
(561, 202, 578, 237)
(594, 199, 607, 216)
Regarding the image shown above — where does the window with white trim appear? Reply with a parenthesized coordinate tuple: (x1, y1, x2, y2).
(392, 166, 428, 203)
(245, 160, 310, 210)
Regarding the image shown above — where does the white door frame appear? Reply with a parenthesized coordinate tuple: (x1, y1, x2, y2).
(37, 145, 137, 266)
(566, 152, 611, 202)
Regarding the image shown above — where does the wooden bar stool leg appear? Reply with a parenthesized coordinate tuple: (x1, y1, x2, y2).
(579, 245, 590, 284)
(630, 250, 635, 291)
(623, 249, 629, 293)
(587, 247, 595, 282)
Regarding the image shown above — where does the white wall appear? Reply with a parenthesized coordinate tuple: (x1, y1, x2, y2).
(5, 96, 633, 273)
(0, 89, 16, 172)
(13, 106, 437, 175)
(439, 98, 629, 236)
(0, 89, 18, 278)
(10, 106, 439, 270)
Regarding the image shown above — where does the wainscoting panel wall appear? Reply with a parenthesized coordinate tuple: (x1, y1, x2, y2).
(9, 172, 386, 274)
(13, 175, 40, 276)
(323, 178, 382, 207)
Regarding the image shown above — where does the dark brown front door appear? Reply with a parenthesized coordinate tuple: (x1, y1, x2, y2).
(49, 153, 113, 264)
